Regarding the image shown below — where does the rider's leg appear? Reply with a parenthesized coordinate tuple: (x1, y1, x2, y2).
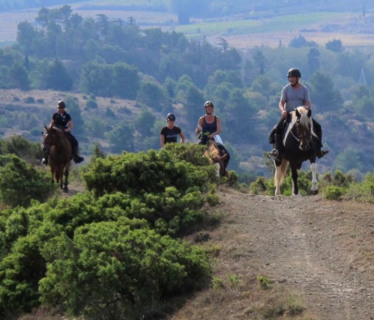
(270, 118, 285, 160)
(312, 119, 329, 158)
(268, 126, 276, 144)
(67, 133, 84, 163)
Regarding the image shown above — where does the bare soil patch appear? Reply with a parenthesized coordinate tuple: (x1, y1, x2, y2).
(172, 187, 374, 320)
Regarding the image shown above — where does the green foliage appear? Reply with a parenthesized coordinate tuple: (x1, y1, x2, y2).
(39, 220, 211, 318)
(323, 186, 346, 200)
(0, 234, 46, 316)
(257, 275, 272, 290)
(250, 177, 271, 195)
(106, 121, 134, 153)
(83, 147, 216, 197)
(345, 173, 374, 202)
(0, 154, 55, 207)
(80, 61, 139, 99)
(0, 146, 215, 318)
(0, 135, 41, 164)
(136, 80, 170, 111)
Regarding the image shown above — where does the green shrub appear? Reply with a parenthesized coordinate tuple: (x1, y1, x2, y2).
(249, 177, 269, 195)
(0, 155, 55, 207)
(39, 219, 211, 319)
(0, 234, 46, 316)
(83, 148, 216, 197)
(323, 185, 346, 200)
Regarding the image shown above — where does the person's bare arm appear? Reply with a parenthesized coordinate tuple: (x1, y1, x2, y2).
(160, 134, 165, 147)
(64, 120, 73, 133)
(304, 100, 311, 110)
(179, 131, 185, 143)
(279, 100, 287, 118)
(196, 117, 204, 134)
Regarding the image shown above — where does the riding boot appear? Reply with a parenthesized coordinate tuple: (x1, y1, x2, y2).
(73, 151, 84, 164)
(70, 141, 84, 163)
(270, 133, 283, 161)
(73, 150, 84, 163)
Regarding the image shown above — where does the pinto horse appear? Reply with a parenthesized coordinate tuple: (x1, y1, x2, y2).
(274, 106, 319, 196)
(42, 126, 72, 192)
(203, 138, 230, 177)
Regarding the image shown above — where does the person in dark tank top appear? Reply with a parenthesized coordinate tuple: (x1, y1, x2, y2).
(195, 101, 222, 145)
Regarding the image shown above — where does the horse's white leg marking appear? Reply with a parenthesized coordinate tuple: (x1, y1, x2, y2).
(274, 160, 288, 196)
(274, 166, 282, 196)
(215, 163, 220, 176)
(311, 162, 318, 192)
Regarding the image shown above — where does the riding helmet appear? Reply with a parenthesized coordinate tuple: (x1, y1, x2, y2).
(204, 101, 214, 108)
(287, 68, 301, 78)
(57, 100, 66, 109)
(166, 113, 176, 121)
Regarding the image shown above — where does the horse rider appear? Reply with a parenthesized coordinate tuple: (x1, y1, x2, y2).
(196, 100, 230, 159)
(42, 100, 84, 165)
(196, 100, 222, 145)
(160, 113, 185, 147)
(269, 68, 329, 161)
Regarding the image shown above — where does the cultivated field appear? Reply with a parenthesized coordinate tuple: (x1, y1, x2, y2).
(1, 2, 374, 49)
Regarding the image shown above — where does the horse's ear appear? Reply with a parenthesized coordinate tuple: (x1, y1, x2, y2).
(295, 109, 301, 118)
(307, 109, 312, 117)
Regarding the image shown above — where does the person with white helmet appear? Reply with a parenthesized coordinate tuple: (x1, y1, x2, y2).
(195, 101, 222, 145)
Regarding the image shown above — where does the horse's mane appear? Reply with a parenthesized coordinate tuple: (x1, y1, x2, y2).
(291, 106, 311, 128)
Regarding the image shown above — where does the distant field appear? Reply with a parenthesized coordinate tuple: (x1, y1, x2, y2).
(170, 12, 347, 36)
(1, 3, 374, 49)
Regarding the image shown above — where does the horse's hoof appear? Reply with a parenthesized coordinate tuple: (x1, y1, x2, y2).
(310, 190, 318, 195)
(63, 187, 68, 193)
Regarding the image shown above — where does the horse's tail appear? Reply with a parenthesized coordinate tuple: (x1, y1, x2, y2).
(274, 159, 289, 187)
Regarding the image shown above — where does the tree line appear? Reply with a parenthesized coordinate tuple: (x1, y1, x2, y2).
(1, 5, 374, 176)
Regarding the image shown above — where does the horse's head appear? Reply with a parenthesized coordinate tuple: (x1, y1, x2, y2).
(204, 138, 220, 163)
(293, 107, 312, 151)
(42, 126, 65, 151)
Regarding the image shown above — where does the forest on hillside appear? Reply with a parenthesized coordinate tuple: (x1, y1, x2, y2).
(0, 5, 374, 177)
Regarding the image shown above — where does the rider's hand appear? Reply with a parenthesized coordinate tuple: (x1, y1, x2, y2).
(281, 110, 287, 118)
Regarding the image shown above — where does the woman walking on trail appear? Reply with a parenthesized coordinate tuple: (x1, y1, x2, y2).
(160, 113, 185, 147)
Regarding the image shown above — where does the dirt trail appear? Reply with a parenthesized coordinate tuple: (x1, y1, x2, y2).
(173, 188, 374, 320)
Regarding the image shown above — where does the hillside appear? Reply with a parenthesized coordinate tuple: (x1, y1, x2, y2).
(17, 185, 374, 320)
(170, 187, 374, 320)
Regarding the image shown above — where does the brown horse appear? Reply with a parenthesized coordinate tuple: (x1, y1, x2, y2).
(274, 106, 319, 196)
(203, 138, 230, 177)
(42, 126, 72, 192)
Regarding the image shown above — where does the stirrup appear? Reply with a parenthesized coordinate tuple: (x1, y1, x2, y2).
(270, 148, 279, 158)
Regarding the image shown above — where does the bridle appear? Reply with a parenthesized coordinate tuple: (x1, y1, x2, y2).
(292, 117, 312, 151)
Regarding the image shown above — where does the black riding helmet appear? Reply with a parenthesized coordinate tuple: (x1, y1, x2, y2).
(57, 100, 66, 109)
(166, 113, 176, 121)
(204, 101, 214, 108)
(287, 68, 301, 78)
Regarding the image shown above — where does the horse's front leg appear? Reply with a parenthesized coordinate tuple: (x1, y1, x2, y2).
(291, 166, 299, 196)
(310, 162, 318, 195)
(63, 168, 69, 193)
(274, 164, 283, 196)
